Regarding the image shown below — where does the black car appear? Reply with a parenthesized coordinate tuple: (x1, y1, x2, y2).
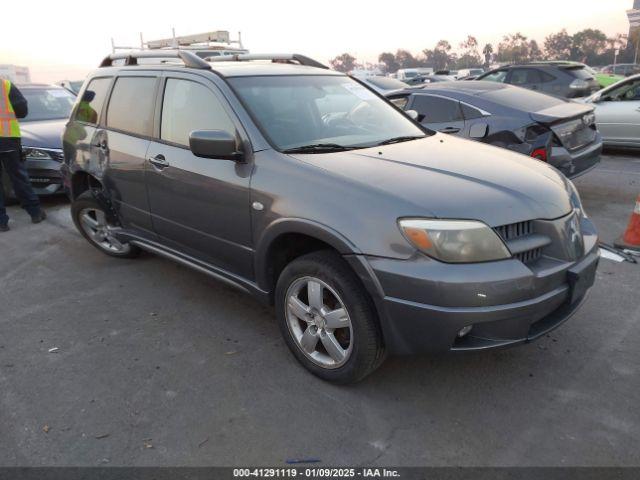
(476, 63, 600, 98)
(1, 84, 75, 200)
(387, 81, 602, 178)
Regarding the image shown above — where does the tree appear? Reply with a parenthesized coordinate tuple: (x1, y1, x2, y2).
(497, 33, 531, 63)
(482, 43, 494, 66)
(571, 29, 607, 64)
(544, 29, 572, 60)
(458, 36, 482, 68)
(395, 49, 420, 69)
(378, 52, 400, 73)
(329, 53, 357, 73)
(423, 40, 456, 70)
(528, 40, 543, 61)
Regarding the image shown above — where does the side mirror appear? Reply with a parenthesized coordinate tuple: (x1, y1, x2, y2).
(469, 123, 489, 139)
(405, 109, 419, 121)
(189, 130, 242, 161)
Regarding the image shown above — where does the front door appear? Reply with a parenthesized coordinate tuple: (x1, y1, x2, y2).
(145, 75, 253, 278)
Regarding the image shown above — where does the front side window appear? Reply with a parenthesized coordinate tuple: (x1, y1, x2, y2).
(228, 75, 426, 151)
(606, 79, 640, 101)
(22, 88, 76, 122)
(411, 95, 463, 123)
(74, 77, 111, 124)
(106, 77, 157, 136)
(161, 79, 236, 147)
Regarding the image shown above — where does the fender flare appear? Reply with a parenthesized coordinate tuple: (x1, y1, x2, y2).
(254, 218, 362, 291)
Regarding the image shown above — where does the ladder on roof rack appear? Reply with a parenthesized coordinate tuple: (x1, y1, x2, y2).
(207, 53, 329, 70)
(99, 50, 211, 69)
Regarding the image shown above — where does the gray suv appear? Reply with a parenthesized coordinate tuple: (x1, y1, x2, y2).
(62, 51, 599, 383)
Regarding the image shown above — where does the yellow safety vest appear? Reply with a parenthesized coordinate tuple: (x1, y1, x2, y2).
(0, 79, 21, 138)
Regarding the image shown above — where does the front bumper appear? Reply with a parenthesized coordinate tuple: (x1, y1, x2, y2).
(360, 218, 599, 355)
(24, 157, 64, 195)
(549, 133, 602, 179)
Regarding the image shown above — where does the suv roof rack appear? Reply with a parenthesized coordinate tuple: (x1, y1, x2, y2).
(99, 50, 211, 69)
(206, 53, 329, 70)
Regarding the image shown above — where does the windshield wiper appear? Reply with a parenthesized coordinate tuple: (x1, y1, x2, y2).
(282, 143, 357, 154)
(375, 135, 424, 146)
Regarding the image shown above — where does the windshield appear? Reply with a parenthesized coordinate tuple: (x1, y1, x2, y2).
(22, 88, 75, 122)
(229, 75, 426, 151)
(366, 77, 409, 90)
(480, 85, 565, 112)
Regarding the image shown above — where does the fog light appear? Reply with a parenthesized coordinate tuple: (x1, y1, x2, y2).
(457, 325, 473, 338)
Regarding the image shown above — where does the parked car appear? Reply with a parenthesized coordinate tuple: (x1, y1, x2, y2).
(56, 79, 84, 95)
(62, 51, 599, 383)
(601, 63, 640, 77)
(396, 68, 433, 81)
(1, 84, 75, 201)
(456, 68, 485, 79)
(476, 63, 600, 98)
(528, 61, 624, 88)
(582, 74, 640, 148)
(386, 81, 602, 178)
(354, 75, 409, 94)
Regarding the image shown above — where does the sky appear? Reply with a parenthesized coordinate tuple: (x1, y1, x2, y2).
(0, 0, 634, 83)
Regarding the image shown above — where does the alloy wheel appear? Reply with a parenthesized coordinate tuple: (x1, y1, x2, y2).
(78, 207, 130, 254)
(285, 276, 353, 369)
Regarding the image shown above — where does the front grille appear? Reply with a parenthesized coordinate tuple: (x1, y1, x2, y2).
(494, 220, 542, 265)
(493, 221, 533, 241)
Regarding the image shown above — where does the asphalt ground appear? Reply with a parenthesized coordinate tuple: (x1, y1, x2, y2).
(0, 152, 639, 466)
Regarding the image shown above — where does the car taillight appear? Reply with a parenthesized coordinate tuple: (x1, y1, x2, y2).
(569, 79, 588, 90)
(531, 148, 548, 162)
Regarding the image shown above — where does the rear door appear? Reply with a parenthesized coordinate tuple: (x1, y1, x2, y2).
(595, 77, 640, 146)
(101, 74, 159, 237)
(145, 73, 253, 278)
(507, 68, 543, 92)
(408, 94, 465, 135)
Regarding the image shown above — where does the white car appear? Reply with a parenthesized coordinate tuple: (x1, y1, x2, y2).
(584, 74, 640, 148)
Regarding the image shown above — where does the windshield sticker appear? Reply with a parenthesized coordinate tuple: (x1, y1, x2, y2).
(342, 83, 376, 100)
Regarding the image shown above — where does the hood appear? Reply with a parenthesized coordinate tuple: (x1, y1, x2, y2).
(530, 102, 594, 125)
(292, 134, 572, 227)
(20, 119, 66, 149)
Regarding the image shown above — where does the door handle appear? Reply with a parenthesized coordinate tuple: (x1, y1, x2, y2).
(148, 154, 169, 169)
(438, 126, 461, 134)
(93, 140, 108, 151)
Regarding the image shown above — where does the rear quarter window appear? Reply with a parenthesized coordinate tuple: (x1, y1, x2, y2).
(74, 77, 111, 124)
(565, 67, 594, 80)
(106, 77, 157, 136)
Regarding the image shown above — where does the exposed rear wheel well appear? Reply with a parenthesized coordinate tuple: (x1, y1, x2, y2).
(266, 233, 341, 299)
(71, 171, 102, 199)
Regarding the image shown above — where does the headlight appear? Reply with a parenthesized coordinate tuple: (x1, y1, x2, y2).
(22, 147, 63, 162)
(399, 218, 511, 263)
(567, 180, 586, 217)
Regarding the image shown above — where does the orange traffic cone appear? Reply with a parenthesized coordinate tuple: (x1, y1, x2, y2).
(614, 194, 640, 252)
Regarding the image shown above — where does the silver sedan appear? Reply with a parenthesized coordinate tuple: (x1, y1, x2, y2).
(584, 74, 640, 148)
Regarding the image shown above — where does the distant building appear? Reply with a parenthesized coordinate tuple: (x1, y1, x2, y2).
(0, 64, 31, 84)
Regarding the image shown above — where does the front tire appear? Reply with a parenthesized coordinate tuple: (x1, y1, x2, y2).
(276, 251, 385, 384)
(71, 190, 139, 258)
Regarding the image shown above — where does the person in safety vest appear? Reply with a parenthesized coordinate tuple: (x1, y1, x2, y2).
(0, 78, 46, 232)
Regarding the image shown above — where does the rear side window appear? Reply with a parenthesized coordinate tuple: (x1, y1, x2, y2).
(540, 71, 556, 83)
(411, 95, 463, 123)
(106, 77, 157, 136)
(160, 79, 236, 147)
(509, 69, 541, 85)
(74, 78, 111, 124)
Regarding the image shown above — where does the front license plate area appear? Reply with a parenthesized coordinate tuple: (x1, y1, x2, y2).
(567, 256, 598, 305)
